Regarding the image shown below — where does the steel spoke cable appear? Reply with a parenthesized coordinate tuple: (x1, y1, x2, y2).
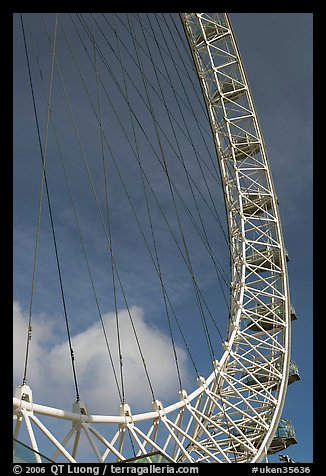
(131, 13, 228, 344)
(45, 13, 156, 403)
(14, 13, 291, 464)
(157, 13, 230, 229)
(21, 13, 81, 402)
(142, 11, 218, 246)
(91, 13, 125, 404)
(62, 14, 193, 288)
(25, 14, 123, 405)
(177, 14, 249, 331)
(154, 13, 224, 212)
(82, 10, 222, 374)
(21, 12, 57, 386)
(126, 13, 218, 370)
(95, 13, 223, 194)
(76, 21, 234, 303)
(133, 12, 216, 159)
(71, 13, 243, 365)
(69, 12, 231, 345)
(112, 14, 183, 391)
(135, 13, 230, 340)
(60, 12, 200, 381)
(164, 13, 194, 71)
(59, 12, 229, 384)
(78, 13, 230, 287)
(103, 13, 234, 302)
(120, 12, 213, 150)
(132, 11, 213, 147)
(140, 13, 196, 79)
(165, 20, 244, 305)
(144, 13, 230, 312)
(41, 13, 80, 403)
(71, 13, 231, 289)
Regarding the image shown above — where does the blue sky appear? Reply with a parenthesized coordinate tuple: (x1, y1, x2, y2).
(13, 13, 313, 463)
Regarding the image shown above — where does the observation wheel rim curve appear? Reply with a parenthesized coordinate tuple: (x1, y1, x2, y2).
(13, 12, 292, 464)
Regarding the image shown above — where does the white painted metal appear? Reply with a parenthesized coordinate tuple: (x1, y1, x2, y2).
(13, 13, 291, 463)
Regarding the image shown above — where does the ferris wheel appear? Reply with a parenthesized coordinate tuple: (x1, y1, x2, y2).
(13, 13, 299, 463)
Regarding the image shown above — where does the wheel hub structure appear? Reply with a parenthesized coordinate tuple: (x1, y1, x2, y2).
(13, 13, 292, 463)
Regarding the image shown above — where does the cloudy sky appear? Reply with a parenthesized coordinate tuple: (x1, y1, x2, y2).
(13, 13, 312, 463)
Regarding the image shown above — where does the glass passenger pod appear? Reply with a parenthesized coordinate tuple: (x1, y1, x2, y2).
(223, 136, 261, 161)
(290, 303, 297, 322)
(241, 359, 300, 388)
(268, 419, 297, 454)
(233, 140, 261, 160)
(228, 418, 297, 455)
(246, 245, 289, 271)
(287, 359, 301, 385)
(195, 19, 228, 45)
(242, 193, 273, 216)
(245, 301, 297, 332)
(210, 80, 246, 104)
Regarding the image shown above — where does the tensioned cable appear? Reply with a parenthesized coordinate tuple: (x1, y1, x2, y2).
(90, 13, 125, 404)
(114, 12, 229, 341)
(59, 11, 199, 388)
(92, 13, 240, 316)
(145, 13, 230, 311)
(70, 12, 224, 374)
(21, 13, 80, 402)
(164, 13, 194, 72)
(16, 13, 280, 462)
(44, 13, 156, 403)
(72, 13, 230, 345)
(177, 13, 248, 330)
(133, 12, 218, 171)
(96, 17, 200, 379)
(118, 12, 214, 154)
(126, 12, 218, 369)
(163, 14, 234, 452)
(27, 14, 239, 452)
(25, 14, 123, 405)
(76, 13, 230, 289)
(52, 11, 229, 388)
(71, 15, 223, 293)
(154, 13, 224, 211)
(120, 13, 183, 390)
(85, 14, 248, 364)
(98, 14, 224, 197)
(21, 12, 57, 386)
(134, 13, 230, 341)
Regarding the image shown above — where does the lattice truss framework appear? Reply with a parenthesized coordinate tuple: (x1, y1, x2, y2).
(13, 13, 292, 463)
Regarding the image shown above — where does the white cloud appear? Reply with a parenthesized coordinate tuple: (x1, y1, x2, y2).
(13, 301, 54, 387)
(13, 301, 190, 416)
